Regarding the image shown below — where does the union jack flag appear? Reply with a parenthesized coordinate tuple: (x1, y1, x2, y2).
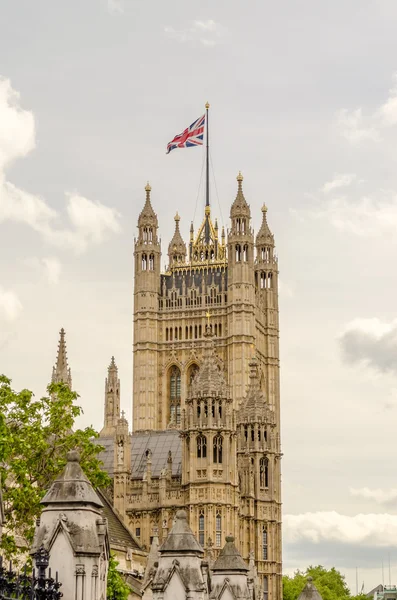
(166, 114, 206, 154)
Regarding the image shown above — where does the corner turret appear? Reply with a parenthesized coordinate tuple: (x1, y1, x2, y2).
(168, 213, 187, 266)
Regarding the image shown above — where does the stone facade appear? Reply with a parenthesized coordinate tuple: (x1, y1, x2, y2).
(31, 450, 110, 600)
(96, 174, 282, 599)
(52, 172, 282, 599)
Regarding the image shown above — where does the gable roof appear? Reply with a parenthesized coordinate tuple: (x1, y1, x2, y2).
(96, 489, 142, 551)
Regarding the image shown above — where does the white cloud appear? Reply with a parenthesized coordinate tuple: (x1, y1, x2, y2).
(0, 78, 121, 253)
(284, 511, 397, 547)
(350, 487, 397, 507)
(307, 193, 397, 237)
(338, 317, 397, 375)
(337, 73, 397, 144)
(0, 287, 22, 321)
(321, 173, 356, 194)
(379, 74, 397, 126)
(336, 108, 380, 144)
(26, 256, 62, 285)
(164, 20, 225, 46)
(107, 0, 124, 15)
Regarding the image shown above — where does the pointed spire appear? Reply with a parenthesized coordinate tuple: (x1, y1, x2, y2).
(212, 535, 249, 572)
(189, 326, 228, 399)
(51, 328, 72, 389)
(238, 357, 273, 423)
(230, 171, 251, 219)
(297, 577, 323, 600)
(256, 202, 274, 246)
(168, 212, 187, 264)
(159, 510, 203, 554)
(138, 181, 158, 228)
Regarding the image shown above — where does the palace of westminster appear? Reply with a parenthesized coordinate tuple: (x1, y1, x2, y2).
(51, 173, 282, 599)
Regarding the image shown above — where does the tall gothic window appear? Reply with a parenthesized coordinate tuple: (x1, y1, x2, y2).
(260, 457, 269, 488)
(141, 253, 147, 270)
(263, 576, 268, 600)
(169, 366, 181, 425)
(213, 435, 223, 463)
(262, 527, 268, 560)
(149, 254, 154, 270)
(197, 435, 207, 458)
(216, 510, 222, 547)
(199, 511, 205, 546)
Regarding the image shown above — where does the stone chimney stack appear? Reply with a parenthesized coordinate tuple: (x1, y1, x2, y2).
(31, 450, 110, 600)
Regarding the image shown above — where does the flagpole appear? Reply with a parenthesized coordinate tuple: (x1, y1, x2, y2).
(205, 102, 210, 244)
(205, 102, 210, 208)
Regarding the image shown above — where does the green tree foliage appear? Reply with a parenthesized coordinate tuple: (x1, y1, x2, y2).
(0, 375, 111, 557)
(107, 554, 131, 600)
(283, 565, 362, 600)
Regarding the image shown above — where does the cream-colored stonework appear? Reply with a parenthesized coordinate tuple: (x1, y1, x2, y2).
(99, 173, 282, 600)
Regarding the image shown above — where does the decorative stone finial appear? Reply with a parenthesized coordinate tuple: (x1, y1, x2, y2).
(66, 449, 80, 463)
(174, 212, 180, 222)
(205, 101, 210, 109)
(225, 535, 235, 543)
(262, 203, 268, 213)
(176, 509, 187, 520)
(237, 171, 243, 182)
(145, 182, 151, 193)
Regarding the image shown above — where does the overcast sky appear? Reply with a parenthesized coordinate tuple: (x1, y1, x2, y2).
(3, 0, 397, 593)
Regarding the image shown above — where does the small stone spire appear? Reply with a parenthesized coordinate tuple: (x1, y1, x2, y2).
(51, 328, 72, 389)
(168, 212, 187, 264)
(256, 203, 274, 246)
(230, 171, 251, 219)
(297, 577, 323, 600)
(138, 181, 158, 230)
(100, 356, 121, 436)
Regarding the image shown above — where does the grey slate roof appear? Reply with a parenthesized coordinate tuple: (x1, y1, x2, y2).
(41, 450, 103, 508)
(297, 578, 323, 600)
(212, 536, 249, 572)
(96, 430, 182, 479)
(96, 489, 142, 551)
(159, 510, 204, 555)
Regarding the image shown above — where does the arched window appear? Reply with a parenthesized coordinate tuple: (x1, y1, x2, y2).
(148, 227, 153, 242)
(263, 576, 268, 600)
(141, 253, 147, 270)
(197, 435, 207, 458)
(260, 457, 269, 488)
(213, 435, 223, 463)
(235, 244, 241, 262)
(262, 527, 268, 560)
(243, 244, 248, 262)
(143, 227, 148, 241)
(199, 511, 205, 545)
(215, 510, 222, 547)
(169, 366, 181, 425)
(149, 254, 154, 270)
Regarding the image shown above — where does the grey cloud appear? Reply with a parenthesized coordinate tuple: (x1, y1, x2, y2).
(338, 318, 397, 374)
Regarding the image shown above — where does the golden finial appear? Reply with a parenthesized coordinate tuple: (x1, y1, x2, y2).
(205, 101, 210, 109)
(145, 181, 151, 193)
(205, 205, 211, 215)
(237, 171, 243, 182)
(262, 203, 268, 213)
(174, 212, 180, 222)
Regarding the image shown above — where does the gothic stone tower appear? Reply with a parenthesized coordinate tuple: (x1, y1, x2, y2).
(130, 174, 281, 599)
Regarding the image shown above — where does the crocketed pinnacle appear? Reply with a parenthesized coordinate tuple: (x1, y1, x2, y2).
(238, 357, 272, 423)
(51, 327, 72, 388)
(230, 171, 251, 219)
(138, 181, 158, 228)
(189, 327, 228, 398)
(168, 212, 187, 258)
(108, 355, 118, 372)
(256, 203, 274, 246)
